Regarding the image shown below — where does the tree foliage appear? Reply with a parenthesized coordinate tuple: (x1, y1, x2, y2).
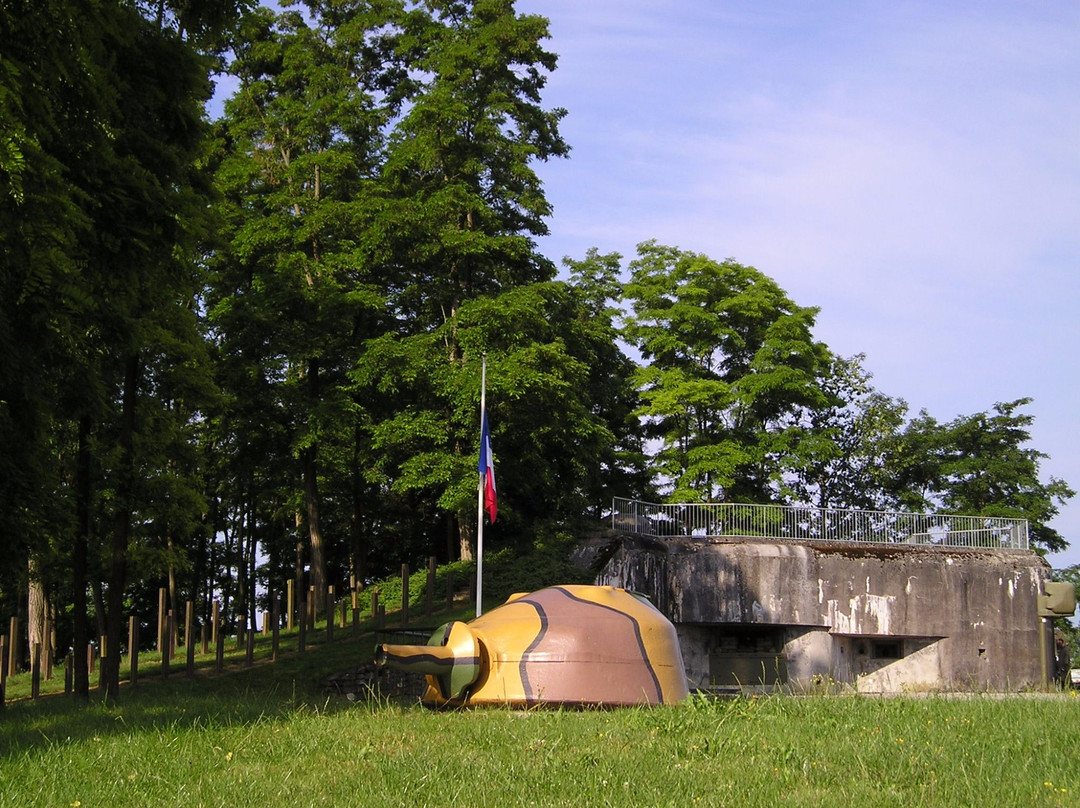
(780, 353, 908, 510)
(883, 399, 1074, 552)
(208, 0, 400, 599)
(354, 0, 571, 560)
(0, 0, 243, 697)
(621, 241, 833, 503)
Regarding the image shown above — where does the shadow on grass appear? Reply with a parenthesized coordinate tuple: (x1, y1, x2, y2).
(0, 615, 447, 759)
(0, 549, 576, 760)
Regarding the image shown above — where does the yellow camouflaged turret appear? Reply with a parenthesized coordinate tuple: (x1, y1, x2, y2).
(375, 585, 689, 707)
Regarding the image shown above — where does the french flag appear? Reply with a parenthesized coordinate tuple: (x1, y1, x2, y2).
(479, 411, 497, 523)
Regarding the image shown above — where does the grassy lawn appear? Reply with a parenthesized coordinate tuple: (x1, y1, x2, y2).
(1, 615, 1078, 808)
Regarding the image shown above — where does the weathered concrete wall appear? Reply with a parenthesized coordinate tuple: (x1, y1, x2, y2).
(582, 533, 1053, 692)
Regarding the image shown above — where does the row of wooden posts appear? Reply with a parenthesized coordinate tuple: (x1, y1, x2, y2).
(0, 558, 464, 709)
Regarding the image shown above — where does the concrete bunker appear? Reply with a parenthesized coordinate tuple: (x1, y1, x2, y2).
(580, 532, 1065, 693)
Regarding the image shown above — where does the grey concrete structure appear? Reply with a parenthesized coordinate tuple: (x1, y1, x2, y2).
(579, 533, 1057, 693)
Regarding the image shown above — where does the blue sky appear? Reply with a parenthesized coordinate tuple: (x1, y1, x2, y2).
(514, 0, 1080, 568)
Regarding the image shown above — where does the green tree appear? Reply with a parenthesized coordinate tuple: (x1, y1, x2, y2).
(89, 6, 224, 700)
(781, 353, 909, 510)
(382, 0, 569, 328)
(0, 0, 84, 661)
(886, 399, 1074, 552)
(621, 241, 833, 504)
(364, 0, 570, 560)
(1, 0, 239, 698)
(354, 282, 624, 559)
(562, 248, 651, 515)
(209, 0, 400, 600)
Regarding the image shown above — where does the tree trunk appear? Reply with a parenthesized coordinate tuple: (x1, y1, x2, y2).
(168, 537, 179, 647)
(247, 520, 257, 634)
(295, 520, 304, 627)
(103, 351, 139, 700)
(27, 557, 45, 665)
(235, 493, 248, 631)
(350, 423, 368, 596)
(303, 357, 326, 606)
(457, 511, 473, 562)
(444, 513, 455, 564)
(220, 522, 233, 631)
(303, 444, 327, 607)
(194, 496, 211, 625)
(90, 580, 107, 641)
(73, 416, 91, 698)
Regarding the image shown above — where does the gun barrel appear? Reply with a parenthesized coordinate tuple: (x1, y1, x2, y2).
(373, 621, 481, 701)
(374, 642, 469, 675)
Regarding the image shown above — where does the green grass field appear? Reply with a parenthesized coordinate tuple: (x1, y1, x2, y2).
(1, 615, 1078, 808)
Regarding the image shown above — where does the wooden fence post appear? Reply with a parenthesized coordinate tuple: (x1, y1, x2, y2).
(287, 579, 295, 631)
(215, 611, 224, 673)
(400, 564, 409, 628)
(86, 641, 94, 676)
(326, 586, 334, 643)
(129, 616, 139, 686)
(185, 601, 195, 677)
(271, 596, 280, 662)
(8, 616, 18, 676)
(161, 614, 172, 680)
(211, 601, 220, 649)
(31, 642, 40, 699)
(64, 652, 72, 695)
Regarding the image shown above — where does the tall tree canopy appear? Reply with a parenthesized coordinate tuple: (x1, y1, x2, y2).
(382, 0, 569, 328)
(209, 0, 573, 588)
(621, 241, 833, 503)
(780, 353, 909, 511)
(208, 0, 402, 602)
(0, 0, 245, 698)
(355, 0, 571, 561)
(882, 399, 1074, 552)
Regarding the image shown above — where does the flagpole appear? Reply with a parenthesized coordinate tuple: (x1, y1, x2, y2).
(476, 354, 487, 618)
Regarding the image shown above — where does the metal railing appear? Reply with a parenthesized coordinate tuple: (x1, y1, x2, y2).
(611, 498, 1029, 551)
